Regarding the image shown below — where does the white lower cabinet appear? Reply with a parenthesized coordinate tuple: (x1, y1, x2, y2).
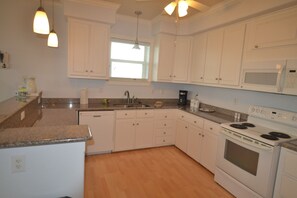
(79, 111, 114, 154)
(273, 147, 297, 198)
(154, 109, 177, 146)
(176, 110, 220, 173)
(114, 110, 154, 152)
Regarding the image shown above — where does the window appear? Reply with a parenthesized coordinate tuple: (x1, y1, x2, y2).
(110, 39, 150, 80)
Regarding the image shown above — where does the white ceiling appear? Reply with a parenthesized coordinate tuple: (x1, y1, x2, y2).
(103, 0, 226, 20)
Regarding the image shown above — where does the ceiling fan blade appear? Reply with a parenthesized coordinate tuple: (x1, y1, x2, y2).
(187, 0, 209, 11)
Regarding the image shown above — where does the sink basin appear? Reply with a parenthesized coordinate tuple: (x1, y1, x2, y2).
(113, 103, 151, 108)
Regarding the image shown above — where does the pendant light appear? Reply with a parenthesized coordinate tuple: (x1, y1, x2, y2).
(133, 11, 142, 50)
(33, 0, 50, 34)
(47, 0, 58, 47)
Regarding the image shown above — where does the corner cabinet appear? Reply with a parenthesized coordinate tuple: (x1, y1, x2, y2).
(153, 34, 192, 83)
(68, 18, 110, 79)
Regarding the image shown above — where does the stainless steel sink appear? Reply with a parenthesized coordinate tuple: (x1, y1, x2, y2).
(113, 103, 151, 108)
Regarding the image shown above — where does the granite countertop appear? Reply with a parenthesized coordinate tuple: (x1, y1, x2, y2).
(281, 139, 297, 152)
(0, 96, 39, 124)
(0, 125, 92, 149)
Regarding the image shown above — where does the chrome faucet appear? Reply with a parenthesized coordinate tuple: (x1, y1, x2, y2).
(124, 90, 130, 104)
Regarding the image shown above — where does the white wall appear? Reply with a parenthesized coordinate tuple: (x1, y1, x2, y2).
(0, 142, 85, 198)
(0, 0, 296, 114)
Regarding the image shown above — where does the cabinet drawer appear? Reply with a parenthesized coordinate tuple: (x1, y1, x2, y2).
(155, 128, 174, 137)
(155, 109, 177, 119)
(116, 110, 136, 119)
(188, 115, 204, 128)
(204, 120, 221, 135)
(155, 120, 176, 128)
(136, 110, 154, 118)
(177, 110, 190, 121)
(155, 136, 174, 146)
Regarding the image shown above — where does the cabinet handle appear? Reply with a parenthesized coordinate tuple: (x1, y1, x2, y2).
(136, 123, 139, 126)
(199, 133, 201, 135)
(145, 112, 147, 115)
(215, 78, 218, 80)
(165, 115, 167, 118)
(202, 134, 205, 137)
(181, 115, 184, 118)
(169, 75, 172, 77)
(163, 132, 166, 135)
(163, 139, 165, 142)
(93, 115, 101, 118)
(219, 78, 222, 80)
(90, 70, 93, 73)
(185, 126, 188, 129)
(194, 121, 197, 123)
(200, 77, 203, 79)
(133, 123, 135, 126)
(254, 45, 259, 49)
(210, 127, 213, 130)
(164, 124, 167, 126)
(85, 70, 88, 72)
(125, 113, 127, 116)
(173, 75, 176, 78)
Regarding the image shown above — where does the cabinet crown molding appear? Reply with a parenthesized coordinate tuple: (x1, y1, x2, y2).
(63, 0, 120, 24)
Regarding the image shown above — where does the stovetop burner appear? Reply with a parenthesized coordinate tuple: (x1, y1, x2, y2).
(261, 134, 279, 140)
(242, 123, 255, 127)
(230, 124, 248, 129)
(269, 132, 291, 139)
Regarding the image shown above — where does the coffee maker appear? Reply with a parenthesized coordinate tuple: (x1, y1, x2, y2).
(178, 90, 188, 106)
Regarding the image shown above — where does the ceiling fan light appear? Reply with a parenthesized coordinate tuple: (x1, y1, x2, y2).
(164, 2, 177, 15)
(47, 29, 58, 47)
(178, 9, 188, 17)
(33, 6, 50, 34)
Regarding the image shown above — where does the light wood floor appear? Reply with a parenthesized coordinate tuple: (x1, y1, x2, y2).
(84, 146, 234, 198)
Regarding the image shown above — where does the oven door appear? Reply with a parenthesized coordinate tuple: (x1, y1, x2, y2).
(216, 130, 278, 197)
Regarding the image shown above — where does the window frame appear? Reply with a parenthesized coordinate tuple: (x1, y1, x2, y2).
(109, 38, 151, 81)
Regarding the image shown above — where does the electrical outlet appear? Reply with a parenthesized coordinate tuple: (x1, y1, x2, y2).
(11, 155, 26, 173)
(20, 111, 25, 120)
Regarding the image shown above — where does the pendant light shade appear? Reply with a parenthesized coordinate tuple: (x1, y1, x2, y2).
(47, 0, 58, 47)
(33, 0, 50, 34)
(133, 11, 142, 50)
(48, 30, 58, 47)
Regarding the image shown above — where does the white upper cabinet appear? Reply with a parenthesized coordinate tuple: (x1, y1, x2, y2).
(246, 7, 297, 51)
(153, 34, 192, 83)
(219, 23, 246, 86)
(68, 18, 110, 79)
(203, 28, 224, 84)
(194, 23, 245, 86)
(190, 33, 208, 83)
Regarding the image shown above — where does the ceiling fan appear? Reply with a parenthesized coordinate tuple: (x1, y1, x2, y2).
(164, 0, 209, 17)
(136, 0, 209, 18)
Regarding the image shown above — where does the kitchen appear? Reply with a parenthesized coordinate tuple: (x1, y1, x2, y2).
(1, 0, 297, 197)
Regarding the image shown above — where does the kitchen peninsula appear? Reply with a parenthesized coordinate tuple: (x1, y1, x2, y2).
(0, 95, 92, 198)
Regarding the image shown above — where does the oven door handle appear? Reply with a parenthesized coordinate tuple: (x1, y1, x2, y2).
(221, 129, 274, 152)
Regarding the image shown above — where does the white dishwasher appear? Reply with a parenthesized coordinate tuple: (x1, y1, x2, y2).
(79, 111, 115, 155)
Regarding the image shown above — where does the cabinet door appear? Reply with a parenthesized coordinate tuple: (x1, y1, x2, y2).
(175, 120, 189, 153)
(219, 23, 245, 86)
(88, 23, 110, 78)
(79, 111, 114, 154)
(246, 7, 297, 51)
(172, 36, 192, 82)
(203, 28, 224, 84)
(114, 119, 135, 151)
(68, 19, 89, 77)
(135, 118, 154, 149)
(201, 121, 220, 173)
(190, 33, 207, 83)
(187, 125, 203, 162)
(155, 34, 175, 81)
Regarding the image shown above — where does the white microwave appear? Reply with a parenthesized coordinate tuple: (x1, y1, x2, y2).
(241, 60, 297, 95)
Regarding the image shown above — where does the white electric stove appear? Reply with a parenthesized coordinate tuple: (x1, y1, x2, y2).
(215, 105, 297, 198)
